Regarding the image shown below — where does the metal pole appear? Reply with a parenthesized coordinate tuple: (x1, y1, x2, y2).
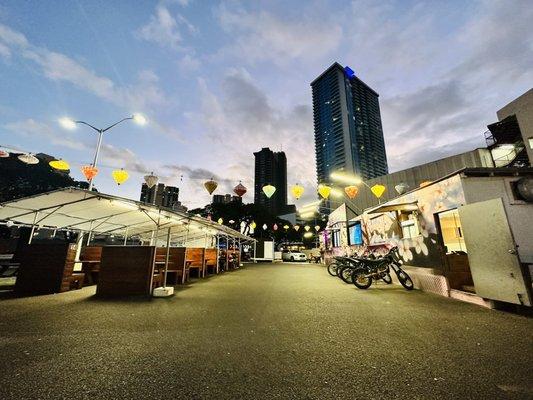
(164, 227, 171, 288)
(27, 212, 39, 244)
(123, 227, 129, 245)
(88, 129, 104, 191)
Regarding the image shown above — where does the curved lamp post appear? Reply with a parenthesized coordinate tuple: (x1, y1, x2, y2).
(59, 114, 147, 190)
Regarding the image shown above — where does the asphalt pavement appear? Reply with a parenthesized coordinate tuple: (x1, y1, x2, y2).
(0, 262, 532, 400)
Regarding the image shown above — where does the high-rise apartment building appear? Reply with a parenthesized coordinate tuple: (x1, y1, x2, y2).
(254, 147, 288, 216)
(311, 62, 388, 185)
(140, 183, 180, 209)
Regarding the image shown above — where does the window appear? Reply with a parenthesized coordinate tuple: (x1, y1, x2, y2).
(400, 213, 419, 238)
(332, 230, 341, 247)
(348, 222, 363, 245)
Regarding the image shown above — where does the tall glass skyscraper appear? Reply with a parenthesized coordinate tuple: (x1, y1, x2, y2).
(311, 62, 388, 187)
(254, 147, 288, 216)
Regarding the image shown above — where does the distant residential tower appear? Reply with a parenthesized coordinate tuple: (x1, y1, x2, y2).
(311, 62, 388, 186)
(254, 147, 289, 216)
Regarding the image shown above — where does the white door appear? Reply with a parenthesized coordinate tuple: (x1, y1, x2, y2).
(458, 198, 531, 306)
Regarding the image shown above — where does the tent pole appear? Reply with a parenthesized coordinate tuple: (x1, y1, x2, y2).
(164, 227, 171, 288)
(216, 235, 220, 274)
(27, 212, 39, 244)
(253, 240, 257, 263)
(123, 227, 129, 246)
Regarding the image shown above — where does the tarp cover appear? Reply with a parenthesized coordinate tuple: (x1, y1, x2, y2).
(0, 187, 254, 243)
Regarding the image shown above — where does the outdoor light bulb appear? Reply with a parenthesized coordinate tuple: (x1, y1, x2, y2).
(59, 117, 76, 130)
(133, 114, 147, 125)
(330, 188, 343, 198)
(330, 171, 362, 185)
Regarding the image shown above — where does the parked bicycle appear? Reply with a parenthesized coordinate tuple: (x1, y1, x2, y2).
(351, 247, 413, 290)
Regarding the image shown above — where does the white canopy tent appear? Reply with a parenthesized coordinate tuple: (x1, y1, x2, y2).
(0, 187, 255, 248)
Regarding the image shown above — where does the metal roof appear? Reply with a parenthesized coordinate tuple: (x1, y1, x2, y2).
(0, 187, 255, 244)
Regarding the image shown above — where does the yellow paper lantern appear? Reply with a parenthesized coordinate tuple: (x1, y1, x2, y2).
(49, 159, 70, 171)
(262, 184, 276, 198)
(370, 184, 386, 199)
(344, 185, 359, 199)
(294, 225, 300, 231)
(318, 184, 331, 199)
(314, 225, 320, 232)
(204, 179, 218, 195)
(217, 218, 223, 225)
(304, 225, 310, 232)
(250, 221, 257, 229)
(112, 169, 129, 185)
(291, 184, 304, 200)
(283, 225, 290, 230)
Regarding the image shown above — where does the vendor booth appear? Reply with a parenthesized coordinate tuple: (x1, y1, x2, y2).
(0, 187, 255, 297)
(324, 168, 533, 308)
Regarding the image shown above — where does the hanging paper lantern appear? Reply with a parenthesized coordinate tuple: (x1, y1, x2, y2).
(273, 223, 278, 231)
(395, 183, 409, 195)
(294, 225, 300, 231)
(18, 153, 39, 165)
(204, 179, 218, 195)
(283, 225, 290, 230)
(419, 181, 432, 188)
(262, 224, 267, 230)
(370, 184, 386, 199)
(229, 219, 235, 224)
(262, 184, 276, 198)
(314, 225, 321, 232)
(217, 218, 223, 225)
(0, 150, 9, 158)
(144, 172, 159, 188)
(344, 185, 359, 199)
(291, 184, 304, 200)
(304, 225, 311, 232)
(233, 182, 247, 197)
(318, 184, 331, 199)
(81, 165, 98, 181)
(250, 221, 257, 229)
(112, 168, 129, 185)
(49, 159, 70, 171)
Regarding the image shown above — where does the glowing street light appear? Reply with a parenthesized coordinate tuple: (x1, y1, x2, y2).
(330, 171, 362, 185)
(58, 114, 147, 190)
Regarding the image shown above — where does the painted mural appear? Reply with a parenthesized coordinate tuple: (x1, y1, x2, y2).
(325, 174, 466, 269)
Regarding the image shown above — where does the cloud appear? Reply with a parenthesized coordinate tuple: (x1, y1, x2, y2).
(137, 4, 197, 50)
(0, 23, 180, 142)
(189, 68, 317, 205)
(215, 4, 342, 66)
(2, 119, 88, 151)
(137, 5, 183, 49)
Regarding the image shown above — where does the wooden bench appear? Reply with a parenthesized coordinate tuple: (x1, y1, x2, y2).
(15, 243, 84, 295)
(155, 247, 189, 285)
(79, 246, 102, 285)
(185, 248, 205, 278)
(204, 248, 218, 275)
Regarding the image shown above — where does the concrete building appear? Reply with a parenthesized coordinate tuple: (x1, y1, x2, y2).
(212, 194, 241, 205)
(140, 183, 180, 209)
(486, 88, 533, 167)
(254, 147, 289, 216)
(342, 148, 494, 214)
(324, 167, 533, 309)
(311, 63, 388, 187)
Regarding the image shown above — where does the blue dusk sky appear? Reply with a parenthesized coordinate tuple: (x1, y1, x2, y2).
(0, 0, 531, 208)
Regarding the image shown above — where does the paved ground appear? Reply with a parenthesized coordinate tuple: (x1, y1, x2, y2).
(0, 263, 532, 400)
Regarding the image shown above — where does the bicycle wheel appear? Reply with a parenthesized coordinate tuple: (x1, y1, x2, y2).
(352, 268, 372, 289)
(395, 269, 414, 290)
(327, 262, 338, 276)
(382, 273, 392, 284)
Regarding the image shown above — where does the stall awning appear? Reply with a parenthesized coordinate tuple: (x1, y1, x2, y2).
(0, 187, 255, 243)
(367, 201, 418, 214)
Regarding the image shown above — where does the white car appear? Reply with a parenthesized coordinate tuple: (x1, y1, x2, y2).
(282, 250, 307, 262)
